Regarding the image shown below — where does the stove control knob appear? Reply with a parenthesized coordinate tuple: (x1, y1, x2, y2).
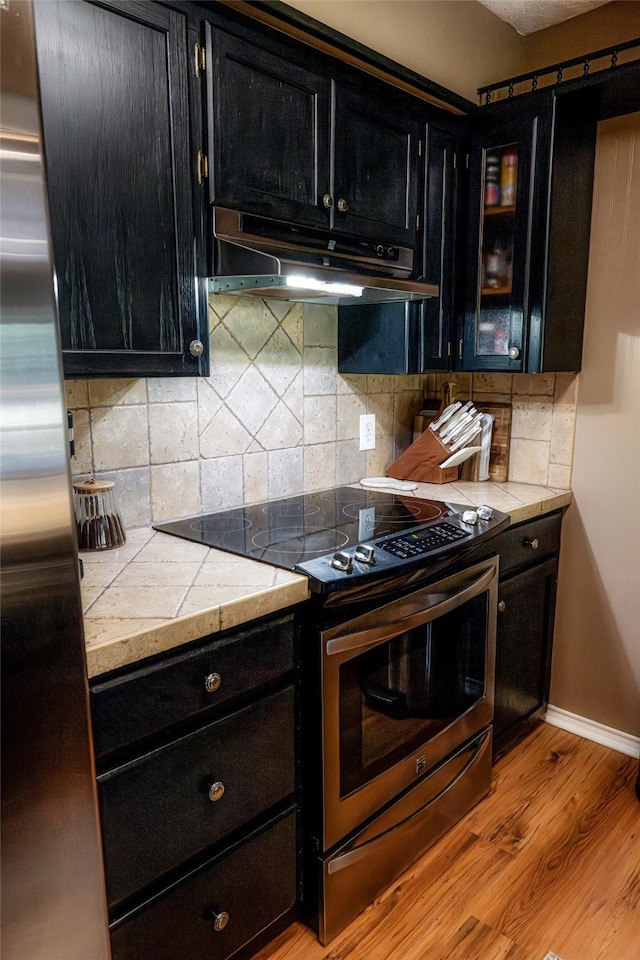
(477, 504, 494, 521)
(331, 550, 353, 573)
(354, 543, 376, 565)
(461, 510, 479, 525)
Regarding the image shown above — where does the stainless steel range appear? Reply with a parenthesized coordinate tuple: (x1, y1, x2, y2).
(155, 486, 509, 943)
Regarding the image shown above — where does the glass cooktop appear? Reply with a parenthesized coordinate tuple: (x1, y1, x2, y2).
(154, 485, 466, 570)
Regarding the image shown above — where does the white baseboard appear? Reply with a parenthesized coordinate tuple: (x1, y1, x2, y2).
(544, 705, 640, 758)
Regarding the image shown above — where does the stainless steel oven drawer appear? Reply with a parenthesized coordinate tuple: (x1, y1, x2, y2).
(316, 726, 492, 945)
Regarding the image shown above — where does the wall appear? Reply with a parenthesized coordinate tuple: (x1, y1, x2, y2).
(522, 1, 640, 75)
(67, 300, 425, 527)
(551, 112, 640, 737)
(67, 300, 577, 527)
(281, 0, 524, 102)
(283, 1, 640, 103)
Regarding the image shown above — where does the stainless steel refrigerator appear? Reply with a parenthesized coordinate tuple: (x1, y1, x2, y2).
(1, 2, 112, 958)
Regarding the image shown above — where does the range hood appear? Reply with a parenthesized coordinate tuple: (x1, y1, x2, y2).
(209, 207, 439, 305)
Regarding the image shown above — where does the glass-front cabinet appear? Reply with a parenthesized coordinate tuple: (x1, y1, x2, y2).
(462, 114, 538, 372)
(476, 141, 519, 355)
(462, 90, 596, 374)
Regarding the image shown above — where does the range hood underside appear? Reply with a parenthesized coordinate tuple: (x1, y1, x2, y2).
(209, 208, 439, 305)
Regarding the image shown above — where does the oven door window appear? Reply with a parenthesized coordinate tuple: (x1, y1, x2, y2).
(339, 592, 488, 797)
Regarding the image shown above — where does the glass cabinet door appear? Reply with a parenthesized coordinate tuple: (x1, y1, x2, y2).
(477, 141, 518, 356)
(463, 115, 536, 371)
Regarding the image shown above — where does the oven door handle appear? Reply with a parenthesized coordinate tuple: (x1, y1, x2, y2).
(325, 562, 496, 657)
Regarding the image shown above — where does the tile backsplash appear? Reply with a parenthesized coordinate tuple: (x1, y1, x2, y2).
(67, 296, 577, 528)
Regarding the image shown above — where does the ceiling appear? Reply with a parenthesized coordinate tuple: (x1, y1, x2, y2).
(477, 0, 612, 35)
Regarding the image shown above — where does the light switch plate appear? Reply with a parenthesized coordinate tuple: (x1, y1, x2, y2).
(359, 414, 376, 451)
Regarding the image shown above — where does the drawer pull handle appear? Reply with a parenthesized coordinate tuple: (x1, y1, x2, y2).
(208, 781, 225, 802)
(498, 600, 506, 613)
(204, 672, 221, 693)
(524, 538, 539, 549)
(209, 909, 229, 932)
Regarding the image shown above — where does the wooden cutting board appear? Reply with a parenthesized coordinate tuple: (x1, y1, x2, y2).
(460, 402, 512, 482)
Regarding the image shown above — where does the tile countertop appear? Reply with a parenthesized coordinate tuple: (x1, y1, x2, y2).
(81, 480, 572, 679)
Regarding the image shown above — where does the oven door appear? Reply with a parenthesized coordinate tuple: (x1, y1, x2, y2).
(321, 555, 498, 850)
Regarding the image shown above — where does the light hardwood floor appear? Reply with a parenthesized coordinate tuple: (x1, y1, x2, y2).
(254, 724, 640, 960)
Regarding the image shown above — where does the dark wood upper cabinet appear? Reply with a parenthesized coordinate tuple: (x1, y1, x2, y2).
(34, 0, 208, 379)
(420, 123, 464, 370)
(462, 90, 597, 373)
(206, 24, 420, 248)
(331, 82, 421, 246)
(337, 122, 462, 375)
(207, 25, 330, 228)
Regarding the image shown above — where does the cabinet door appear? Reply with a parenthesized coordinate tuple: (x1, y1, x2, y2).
(34, 0, 207, 378)
(461, 111, 539, 372)
(332, 82, 421, 247)
(337, 300, 427, 375)
(421, 124, 464, 370)
(493, 557, 558, 757)
(207, 25, 330, 227)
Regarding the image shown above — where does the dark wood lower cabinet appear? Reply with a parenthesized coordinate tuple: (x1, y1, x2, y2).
(90, 611, 298, 960)
(109, 807, 297, 960)
(493, 557, 558, 755)
(99, 686, 295, 907)
(491, 513, 561, 758)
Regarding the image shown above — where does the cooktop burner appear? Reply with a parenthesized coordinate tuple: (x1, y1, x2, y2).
(153, 486, 509, 592)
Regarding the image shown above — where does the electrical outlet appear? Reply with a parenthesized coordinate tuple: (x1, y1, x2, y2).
(359, 414, 376, 451)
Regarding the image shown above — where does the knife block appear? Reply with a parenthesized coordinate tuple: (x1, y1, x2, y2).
(386, 428, 459, 484)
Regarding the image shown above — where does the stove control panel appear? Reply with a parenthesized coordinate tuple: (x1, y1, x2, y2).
(380, 521, 468, 559)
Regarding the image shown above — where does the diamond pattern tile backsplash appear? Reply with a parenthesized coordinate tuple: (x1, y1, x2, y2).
(66, 296, 577, 528)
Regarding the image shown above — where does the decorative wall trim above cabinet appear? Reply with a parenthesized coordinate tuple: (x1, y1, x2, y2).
(478, 38, 640, 108)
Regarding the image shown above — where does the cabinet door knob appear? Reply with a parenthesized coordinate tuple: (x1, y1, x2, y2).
(204, 672, 221, 693)
(208, 780, 225, 802)
(337, 197, 349, 212)
(208, 909, 229, 932)
(498, 600, 506, 613)
(508, 346, 520, 359)
(524, 537, 539, 549)
(189, 339, 205, 357)
(322, 193, 333, 209)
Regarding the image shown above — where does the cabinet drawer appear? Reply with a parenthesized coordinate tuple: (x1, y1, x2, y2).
(110, 806, 297, 960)
(496, 512, 562, 578)
(90, 614, 294, 757)
(99, 686, 295, 907)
